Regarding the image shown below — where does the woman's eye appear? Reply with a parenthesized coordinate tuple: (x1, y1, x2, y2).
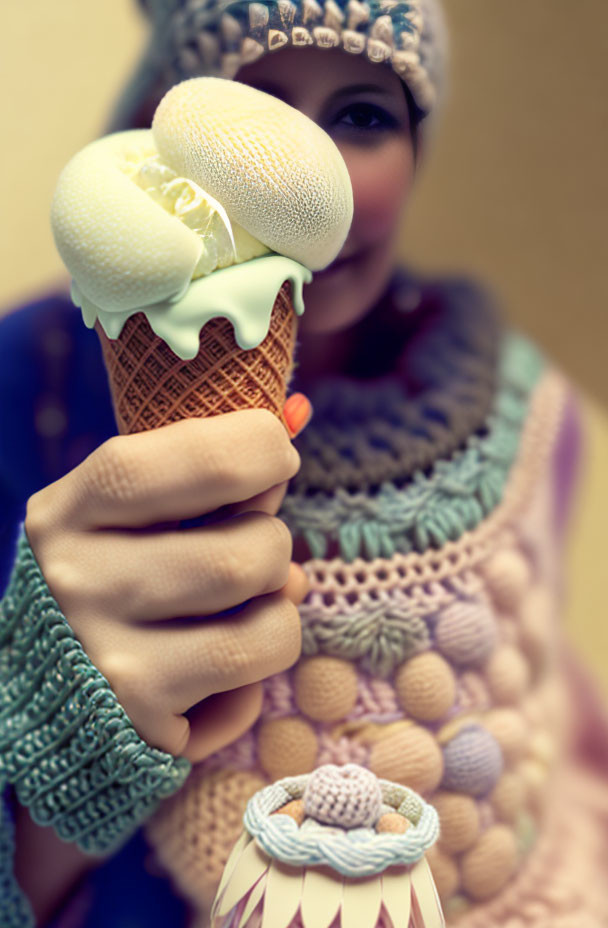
(335, 103, 397, 132)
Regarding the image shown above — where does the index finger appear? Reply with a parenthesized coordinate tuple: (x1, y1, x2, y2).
(70, 409, 300, 529)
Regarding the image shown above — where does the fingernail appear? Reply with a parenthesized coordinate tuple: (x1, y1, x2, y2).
(284, 393, 313, 438)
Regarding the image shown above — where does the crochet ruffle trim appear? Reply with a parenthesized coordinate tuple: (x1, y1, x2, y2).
(296, 365, 567, 676)
(289, 268, 503, 496)
(281, 331, 545, 563)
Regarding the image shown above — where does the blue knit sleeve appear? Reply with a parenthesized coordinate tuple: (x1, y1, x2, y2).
(0, 525, 193, 925)
(1, 783, 34, 927)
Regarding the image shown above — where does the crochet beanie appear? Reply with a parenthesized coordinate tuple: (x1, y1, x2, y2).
(107, 0, 449, 132)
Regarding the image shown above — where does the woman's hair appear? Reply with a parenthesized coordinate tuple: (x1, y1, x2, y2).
(403, 82, 425, 161)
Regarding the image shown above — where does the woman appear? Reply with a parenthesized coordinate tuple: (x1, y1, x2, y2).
(1, 1, 607, 926)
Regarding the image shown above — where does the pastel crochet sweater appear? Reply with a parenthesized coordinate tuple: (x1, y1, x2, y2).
(1, 268, 607, 927)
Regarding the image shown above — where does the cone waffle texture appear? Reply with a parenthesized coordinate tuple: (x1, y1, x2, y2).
(96, 280, 297, 434)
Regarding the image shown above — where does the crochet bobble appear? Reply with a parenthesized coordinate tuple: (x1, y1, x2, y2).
(441, 726, 504, 797)
(302, 763, 382, 827)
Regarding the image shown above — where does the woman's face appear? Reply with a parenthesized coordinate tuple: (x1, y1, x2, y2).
(234, 45, 418, 335)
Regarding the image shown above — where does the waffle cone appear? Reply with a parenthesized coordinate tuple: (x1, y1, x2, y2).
(95, 280, 298, 434)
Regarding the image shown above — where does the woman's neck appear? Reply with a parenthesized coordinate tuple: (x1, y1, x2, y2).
(291, 327, 357, 391)
(290, 277, 413, 391)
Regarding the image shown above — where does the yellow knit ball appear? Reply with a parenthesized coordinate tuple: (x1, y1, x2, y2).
(257, 717, 318, 780)
(443, 895, 472, 920)
(538, 678, 570, 734)
(529, 729, 556, 766)
(376, 812, 411, 834)
(369, 724, 444, 795)
(481, 548, 532, 613)
(394, 651, 456, 722)
(426, 844, 460, 901)
(433, 791, 480, 853)
(293, 656, 358, 722)
(485, 646, 530, 705)
(271, 799, 305, 826)
(460, 825, 518, 901)
(519, 585, 554, 670)
(517, 759, 548, 812)
(490, 772, 526, 823)
(483, 708, 529, 764)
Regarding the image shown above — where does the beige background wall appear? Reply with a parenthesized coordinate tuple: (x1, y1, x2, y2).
(1, 2, 606, 689)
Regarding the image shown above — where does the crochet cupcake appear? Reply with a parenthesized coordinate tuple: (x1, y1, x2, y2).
(210, 763, 445, 927)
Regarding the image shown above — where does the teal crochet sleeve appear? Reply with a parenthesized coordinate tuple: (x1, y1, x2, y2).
(1, 785, 33, 927)
(0, 525, 192, 924)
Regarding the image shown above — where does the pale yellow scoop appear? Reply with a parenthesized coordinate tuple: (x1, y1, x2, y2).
(51, 77, 354, 355)
(152, 77, 354, 272)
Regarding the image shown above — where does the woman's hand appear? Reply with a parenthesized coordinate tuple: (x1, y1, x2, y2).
(24, 408, 309, 764)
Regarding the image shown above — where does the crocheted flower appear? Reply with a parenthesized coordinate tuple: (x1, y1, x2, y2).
(211, 764, 444, 928)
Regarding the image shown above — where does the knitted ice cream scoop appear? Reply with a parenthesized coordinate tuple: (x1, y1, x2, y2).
(211, 763, 444, 928)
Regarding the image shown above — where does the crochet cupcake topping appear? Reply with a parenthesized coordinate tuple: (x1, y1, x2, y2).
(211, 763, 445, 927)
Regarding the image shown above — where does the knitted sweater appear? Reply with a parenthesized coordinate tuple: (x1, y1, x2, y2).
(143, 274, 608, 927)
(1, 267, 607, 927)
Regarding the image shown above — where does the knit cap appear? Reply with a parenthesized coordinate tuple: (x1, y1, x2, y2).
(107, 0, 449, 132)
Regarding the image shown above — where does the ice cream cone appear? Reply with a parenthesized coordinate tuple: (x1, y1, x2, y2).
(52, 76, 354, 440)
(95, 278, 297, 435)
